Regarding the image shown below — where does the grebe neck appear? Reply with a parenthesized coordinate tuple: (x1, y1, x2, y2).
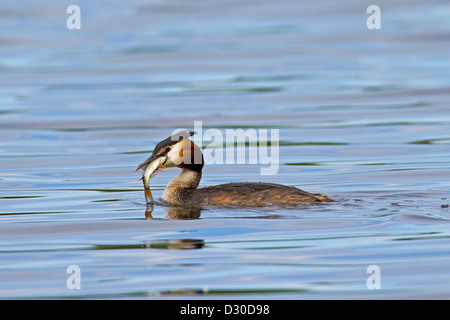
(162, 168, 202, 204)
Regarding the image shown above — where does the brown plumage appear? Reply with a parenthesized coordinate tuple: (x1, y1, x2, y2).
(182, 182, 331, 207)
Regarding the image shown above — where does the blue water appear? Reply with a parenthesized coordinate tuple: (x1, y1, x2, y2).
(0, 0, 450, 299)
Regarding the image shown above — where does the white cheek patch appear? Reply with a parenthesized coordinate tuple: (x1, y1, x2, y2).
(169, 141, 189, 165)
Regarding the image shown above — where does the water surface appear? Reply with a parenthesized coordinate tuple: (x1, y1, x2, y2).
(0, 0, 450, 299)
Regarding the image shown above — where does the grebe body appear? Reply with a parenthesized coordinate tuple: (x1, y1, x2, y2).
(136, 131, 331, 207)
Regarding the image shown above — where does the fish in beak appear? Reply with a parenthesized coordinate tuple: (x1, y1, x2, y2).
(138, 154, 167, 204)
(136, 130, 197, 204)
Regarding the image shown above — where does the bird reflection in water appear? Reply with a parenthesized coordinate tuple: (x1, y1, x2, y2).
(145, 203, 201, 220)
(144, 238, 204, 250)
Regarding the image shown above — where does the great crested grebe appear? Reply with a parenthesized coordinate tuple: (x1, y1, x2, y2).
(136, 130, 331, 207)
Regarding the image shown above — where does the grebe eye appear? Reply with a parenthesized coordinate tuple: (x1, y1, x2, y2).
(165, 147, 171, 152)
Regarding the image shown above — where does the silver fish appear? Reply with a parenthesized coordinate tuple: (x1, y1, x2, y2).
(142, 156, 167, 203)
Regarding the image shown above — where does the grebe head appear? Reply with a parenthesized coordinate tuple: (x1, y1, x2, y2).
(136, 130, 203, 203)
(163, 134, 203, 172)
